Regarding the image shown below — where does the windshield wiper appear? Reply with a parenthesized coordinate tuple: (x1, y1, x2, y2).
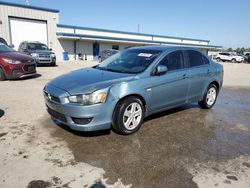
(104, 68, 125, 73)
(96, 66, 129, 73)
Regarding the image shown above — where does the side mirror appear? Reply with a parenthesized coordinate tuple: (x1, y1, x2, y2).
(153, 65, 168, 76)
(49, 48, 52, 51)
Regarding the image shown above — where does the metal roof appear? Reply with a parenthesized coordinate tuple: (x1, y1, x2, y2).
(57, 32, 222, 49)
(0, 1, 59, 13)
(57, 24, 210, 43)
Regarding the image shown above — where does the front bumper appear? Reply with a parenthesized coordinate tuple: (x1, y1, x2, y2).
(35, 57, 56, 64)
(44, 85, 116, 132)
(6, 63, 37, 79)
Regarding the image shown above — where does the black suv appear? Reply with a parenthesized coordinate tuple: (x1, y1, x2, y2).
(245, 53, 250, 63)
(99, 49, 119, 62)
(18, 41, 56, 66)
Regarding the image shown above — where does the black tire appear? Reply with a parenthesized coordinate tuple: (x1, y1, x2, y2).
(51, 62, 56, 66)
(231, 58, 236, 63)
(216, 57, 221, 62)
(198, 84, 218, 109)
(0, 68, 6, 81)
(112, 96, 145, 135)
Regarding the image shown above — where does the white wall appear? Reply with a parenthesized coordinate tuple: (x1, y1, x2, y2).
(57, 25, 210, 46)
(57, 39, 75, 60)
(76, 41, 93, 60)
(0, 4, 60, 58)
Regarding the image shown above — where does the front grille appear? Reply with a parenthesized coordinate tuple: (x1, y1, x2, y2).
(47, 107, 67, 123)
(39, 60, 51, 62)
(39, 54, 51, 58)
(23, 64, 36, 73)
(44, 91, 60, 103)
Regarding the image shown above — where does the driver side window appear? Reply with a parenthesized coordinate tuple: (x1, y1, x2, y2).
(160, 50, 184, 71)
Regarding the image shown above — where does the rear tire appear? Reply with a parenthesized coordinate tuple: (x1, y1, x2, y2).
(216, 57, 221, 62)
(198, 84, 218, 109)
(0, 68, 6, 81)
(112, 96, 145, 135)
(232, 58, 236, 63)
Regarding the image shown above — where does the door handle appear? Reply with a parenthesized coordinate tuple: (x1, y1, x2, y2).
(183, 74, 188, 79)
(207, 69, 211, 74)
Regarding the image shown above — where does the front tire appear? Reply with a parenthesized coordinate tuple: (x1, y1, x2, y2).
(216, 57, 221, 62)
(112, 96, 145, 135)
(51, 62, 56, 66)
(198, 84, 218, 109)
(0, 68, 6, 81)
(232, 58, 237, 63)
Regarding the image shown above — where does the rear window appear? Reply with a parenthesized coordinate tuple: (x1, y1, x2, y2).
(187, 50, 207, 67)
(202, 55, 210, 64)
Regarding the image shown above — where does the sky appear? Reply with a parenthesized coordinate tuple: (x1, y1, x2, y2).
(3, 0, 250, 48)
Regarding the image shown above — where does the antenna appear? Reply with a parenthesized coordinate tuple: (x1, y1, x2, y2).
(26, 0, 30, 5)
(137, 24, 140, 33)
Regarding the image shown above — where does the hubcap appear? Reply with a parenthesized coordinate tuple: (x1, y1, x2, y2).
(123, 102, 142, 130)
(206, 87, 217, 106)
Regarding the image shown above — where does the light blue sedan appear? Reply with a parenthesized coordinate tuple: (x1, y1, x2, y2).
(44, 46, 223, 135)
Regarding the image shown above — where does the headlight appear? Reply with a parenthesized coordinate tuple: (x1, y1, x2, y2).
(31, 53, 39, 58)
(2, 58, 22, 64)
(50, 53, 56, 58)
(68, 90, 108, 105)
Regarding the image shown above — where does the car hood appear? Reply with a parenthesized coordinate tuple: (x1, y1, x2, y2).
(48, 68, 136, 95)
(0, 52, 33, 61)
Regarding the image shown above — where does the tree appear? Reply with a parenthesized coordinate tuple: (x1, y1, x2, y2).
(240, 47, 245, 54)
(235, 48, 241, 54)
(227, 48, 233, 52)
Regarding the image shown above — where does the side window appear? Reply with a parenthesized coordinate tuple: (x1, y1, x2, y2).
(202, 55, 210, 65)
(187, 50, 205, 67)
(160, 51, 184, 71)
(21, 43, 26, 50)
(18, 43, 23, 51)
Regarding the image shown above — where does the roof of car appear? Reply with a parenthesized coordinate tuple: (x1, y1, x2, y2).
(22, 41, 43, 43)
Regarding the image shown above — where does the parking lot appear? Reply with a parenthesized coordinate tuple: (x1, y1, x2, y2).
(0, 61, 250, 188)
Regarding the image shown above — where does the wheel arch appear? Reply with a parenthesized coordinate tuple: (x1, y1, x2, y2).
(210, 80, 220, 90)
(116, 94, 147, 107)
(112, 93, 147, 119)
(199, 80, 221, 101)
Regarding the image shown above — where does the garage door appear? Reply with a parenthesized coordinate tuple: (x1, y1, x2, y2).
(9, 17, 47, 50)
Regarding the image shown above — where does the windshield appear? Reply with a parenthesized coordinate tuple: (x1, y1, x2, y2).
(96, 49, 162, 74)
(0, 43, 15, 53)
(27, 43, 49, 51)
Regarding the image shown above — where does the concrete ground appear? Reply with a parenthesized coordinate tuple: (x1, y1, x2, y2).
(0, 61, 250, 188)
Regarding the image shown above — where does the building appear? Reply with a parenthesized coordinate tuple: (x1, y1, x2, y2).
(0, 1, 221, 61)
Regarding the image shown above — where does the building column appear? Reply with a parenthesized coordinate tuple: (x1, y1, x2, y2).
(73, 40, 78, 60)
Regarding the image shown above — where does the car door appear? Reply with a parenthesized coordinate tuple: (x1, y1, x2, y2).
(185, 50, 210, 102)
(226, 53, 232, 61)
(148, 50, 189, 112)
(219, 53, 225, 60)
